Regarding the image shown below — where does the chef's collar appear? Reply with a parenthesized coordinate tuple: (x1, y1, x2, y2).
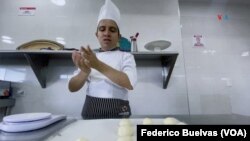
(99, 47, 119, 52)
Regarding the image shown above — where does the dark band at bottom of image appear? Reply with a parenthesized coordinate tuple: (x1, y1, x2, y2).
(137, 125, 250, 140)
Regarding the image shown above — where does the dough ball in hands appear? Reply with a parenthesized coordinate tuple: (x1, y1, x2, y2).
(119, 118, 132, 126)
(75, 137, 88, 141)
(163, 117, 180, 125)
(117, 136, 133, 141)
(142, 118, 153, 125)
(118, 125, 134, 136)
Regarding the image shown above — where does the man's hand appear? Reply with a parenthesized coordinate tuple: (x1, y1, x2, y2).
(81, 45, 100, 69)
(72, 49, 91, 74)
(72, 50, 81, 67)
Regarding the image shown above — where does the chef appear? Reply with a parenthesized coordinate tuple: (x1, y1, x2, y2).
(68, 0, 137, 119)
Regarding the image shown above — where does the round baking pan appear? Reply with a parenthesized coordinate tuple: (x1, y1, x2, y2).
(144, 40, 171, 51)
(16, 39, 64, 50)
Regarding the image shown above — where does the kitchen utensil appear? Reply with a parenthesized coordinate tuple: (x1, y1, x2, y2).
(144, 40, 171, 51)
(0, 113, 66, 132)
(130, 32, 139, 52)
(16, 39, 64, 50)
(3, 113, 52, 123)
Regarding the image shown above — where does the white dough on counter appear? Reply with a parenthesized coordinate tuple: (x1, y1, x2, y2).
(75, 137, 88, 141)
(163, 117, 180, 125)
(119, 118, 132, 126)
(118, 125, 133, 136)
(142, 118, 153, 125)
(117, 136, 133, 141)
(176, 121, 187, 125)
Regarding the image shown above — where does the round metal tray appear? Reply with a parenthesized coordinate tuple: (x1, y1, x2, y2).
(16, 39, 64, 50)
(144, 40, 171, 51)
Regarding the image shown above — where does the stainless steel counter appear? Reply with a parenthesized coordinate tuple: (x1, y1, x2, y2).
(131, 114, 250, 125)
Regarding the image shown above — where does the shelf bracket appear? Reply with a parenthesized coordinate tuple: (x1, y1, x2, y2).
(24, 54, 49, 88)
(161, 54, 178, 89)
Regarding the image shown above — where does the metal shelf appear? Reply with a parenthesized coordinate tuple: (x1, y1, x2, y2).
(0, 50, 178, 89)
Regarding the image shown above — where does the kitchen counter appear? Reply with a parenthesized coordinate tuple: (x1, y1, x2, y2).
(45, 114, 250, 141)
(1, 114, 250, 141)
(131, 114, 250, 125)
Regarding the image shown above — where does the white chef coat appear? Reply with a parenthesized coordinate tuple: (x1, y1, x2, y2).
(75, 50, 137, 100)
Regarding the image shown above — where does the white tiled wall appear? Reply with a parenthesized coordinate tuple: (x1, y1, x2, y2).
(0, 0, 249, 119)
(0, 0, 186, 118)
(179, 0, 250, 115)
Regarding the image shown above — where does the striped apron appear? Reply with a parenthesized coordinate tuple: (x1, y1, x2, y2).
(81, 95, 131, 119)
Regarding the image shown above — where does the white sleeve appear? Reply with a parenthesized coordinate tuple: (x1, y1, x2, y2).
(122, 53, 137, 88)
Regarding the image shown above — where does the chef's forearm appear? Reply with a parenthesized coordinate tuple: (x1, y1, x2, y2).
(68, 71, 89, 92)
(95, 61, 133, 90)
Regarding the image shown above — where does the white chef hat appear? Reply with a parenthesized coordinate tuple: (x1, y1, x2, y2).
(97, 0, 121, 29)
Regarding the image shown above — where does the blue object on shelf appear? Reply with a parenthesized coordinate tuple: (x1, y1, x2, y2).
(119, 37, 131, 52)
